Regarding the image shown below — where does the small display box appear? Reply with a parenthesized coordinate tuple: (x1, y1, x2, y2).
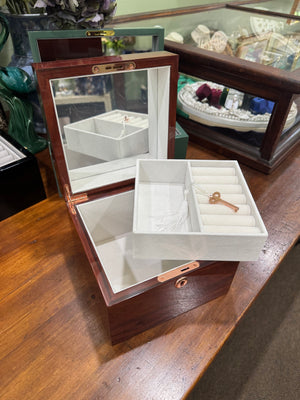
(133, 159, 268, 261)
(0, 133, 46, 220)
(34, 51, 259, 344)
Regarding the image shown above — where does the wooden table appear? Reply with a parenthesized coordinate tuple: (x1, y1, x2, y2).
(1, 143, 299, 400)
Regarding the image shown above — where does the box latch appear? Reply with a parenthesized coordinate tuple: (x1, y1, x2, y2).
(64, 184, 88, 215)
(157, 261, 200, 283)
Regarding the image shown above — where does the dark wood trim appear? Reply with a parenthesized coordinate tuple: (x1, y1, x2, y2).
(261, 94, 295, 160)
(290, 0, 300, 15)
(165, 41, 300, 95)
(112, 0, 266, 24)
(226, 4, 300, 21)
(177, 115, 300, 174)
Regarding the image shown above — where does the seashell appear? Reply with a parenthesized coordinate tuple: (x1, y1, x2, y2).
(191, 24, 210, 46)
(165, 31, 184, 44)
(209, 31, 228, 53)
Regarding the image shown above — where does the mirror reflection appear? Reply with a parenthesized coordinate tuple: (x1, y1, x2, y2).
(51, 69, 148, 191)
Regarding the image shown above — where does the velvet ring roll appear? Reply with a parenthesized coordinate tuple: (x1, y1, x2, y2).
(196, 83, 211, 101)
(208, 88, 222, 108)
(191, 167, 236, 176)
(250, 98, 275, 115)
(202, 225, 261, 234)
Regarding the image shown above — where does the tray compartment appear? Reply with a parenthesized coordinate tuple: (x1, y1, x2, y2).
(133, 159, 200, 234)
(77, 190, 190, 293)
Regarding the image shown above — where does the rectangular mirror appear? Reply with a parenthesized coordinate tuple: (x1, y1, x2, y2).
(52, 68, 150, 193)
(33, 52, 178, 195)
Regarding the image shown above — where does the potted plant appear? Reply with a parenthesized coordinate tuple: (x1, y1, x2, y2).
(0, 1, 117, 61)
(33, 0, 117, 29)
(0, 0, 117, 150)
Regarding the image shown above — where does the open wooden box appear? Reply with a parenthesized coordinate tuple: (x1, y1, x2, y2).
(34, 51, 241, 344)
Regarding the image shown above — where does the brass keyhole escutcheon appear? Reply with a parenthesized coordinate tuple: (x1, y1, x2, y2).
(175, 277, 188, 288)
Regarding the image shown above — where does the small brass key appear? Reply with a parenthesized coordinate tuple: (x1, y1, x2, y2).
(209, 191, 239, 212)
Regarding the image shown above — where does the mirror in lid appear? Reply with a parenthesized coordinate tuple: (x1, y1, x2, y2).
(33, 51, 178, 196)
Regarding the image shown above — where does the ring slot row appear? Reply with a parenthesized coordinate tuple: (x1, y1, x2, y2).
(191, 165, 262, 234)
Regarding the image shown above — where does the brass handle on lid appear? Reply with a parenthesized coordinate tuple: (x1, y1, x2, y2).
(92, 62, 136, 74)
(175, 277, 188, 289)
(86, 29, 115, 37)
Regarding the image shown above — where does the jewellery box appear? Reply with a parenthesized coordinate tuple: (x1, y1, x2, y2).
(34, 52, 240, 344)
(0, 132, 46, 221)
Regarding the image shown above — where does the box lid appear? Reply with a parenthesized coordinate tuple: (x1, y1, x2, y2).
(33, 51, 178, 198)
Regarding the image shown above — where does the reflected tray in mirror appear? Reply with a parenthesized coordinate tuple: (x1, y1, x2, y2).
(64, 109, 149, 161)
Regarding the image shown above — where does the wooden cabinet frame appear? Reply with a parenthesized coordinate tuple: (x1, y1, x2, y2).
(114, 1, 300, 173)
(165, 40, 300, 173)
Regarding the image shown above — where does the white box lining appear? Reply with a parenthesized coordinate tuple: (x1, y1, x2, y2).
(77, 190, 192, 293)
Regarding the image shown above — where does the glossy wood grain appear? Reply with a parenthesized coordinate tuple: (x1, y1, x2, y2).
(107, 261, 238, 344)
(0, 144, 299, 400)
(69, 188, 239, 344)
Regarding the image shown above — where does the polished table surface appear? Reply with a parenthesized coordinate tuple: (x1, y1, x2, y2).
(1, 143, 299, 400)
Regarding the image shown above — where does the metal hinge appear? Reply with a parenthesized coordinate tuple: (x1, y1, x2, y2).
(64, 184, 88, 215)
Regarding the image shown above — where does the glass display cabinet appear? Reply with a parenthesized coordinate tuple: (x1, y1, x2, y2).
(114, 1, 300, 173)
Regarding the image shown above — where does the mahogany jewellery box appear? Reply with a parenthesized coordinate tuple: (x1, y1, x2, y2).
(33, 51, 267, 344)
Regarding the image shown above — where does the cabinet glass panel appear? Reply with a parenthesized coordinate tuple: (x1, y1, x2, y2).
(177, 73, 299, 147)
(239, 0, 299, 15)
(116, 0, 243, 15)
(117, 8, 300, 71)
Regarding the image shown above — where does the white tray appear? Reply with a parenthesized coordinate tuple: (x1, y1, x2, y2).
(133, 159, 268, 261)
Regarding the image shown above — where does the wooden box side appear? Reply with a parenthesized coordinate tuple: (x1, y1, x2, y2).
(107, 260, 239, 344)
